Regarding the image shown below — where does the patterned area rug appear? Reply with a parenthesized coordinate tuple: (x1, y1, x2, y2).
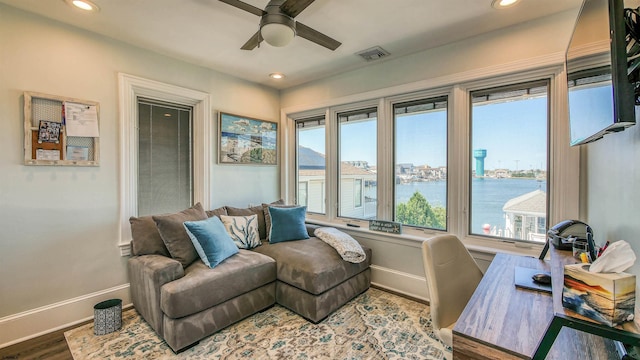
(65, 288, 451, 359)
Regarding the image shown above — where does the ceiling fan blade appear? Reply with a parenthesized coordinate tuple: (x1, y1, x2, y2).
(218, 0, 265, 17)
(241, 31, 262, 50)
(296, 22, 341, 51)
(280, 0, 315, 18)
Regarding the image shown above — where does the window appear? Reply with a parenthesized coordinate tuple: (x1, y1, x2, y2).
(118, 73, 211, 254)
(285, 67, 576, 254)
(338, 108, 377, 220)
(137, 98, 193, 216)
(296, 116, 326, 213)
(393, 97, 448, 230)
(469, 80, 549, 243)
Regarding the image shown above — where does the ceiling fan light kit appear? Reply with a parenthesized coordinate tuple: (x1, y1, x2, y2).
(219, 0, 341, 51)
(260, 12, 296, 47)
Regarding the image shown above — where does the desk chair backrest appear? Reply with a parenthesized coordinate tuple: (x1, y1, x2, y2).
(422, 234, 483, 346)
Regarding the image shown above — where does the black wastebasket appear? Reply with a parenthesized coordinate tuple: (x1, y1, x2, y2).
(93, 299, 122, 335)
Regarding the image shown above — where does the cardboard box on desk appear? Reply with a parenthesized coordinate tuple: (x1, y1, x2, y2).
(562, 263, 636, 327)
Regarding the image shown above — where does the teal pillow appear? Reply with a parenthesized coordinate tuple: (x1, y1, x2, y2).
(268, 206, 310, 243)
(183, 216, 239, 268)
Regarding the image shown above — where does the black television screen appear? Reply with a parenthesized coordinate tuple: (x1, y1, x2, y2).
(566, 0, 637, 146)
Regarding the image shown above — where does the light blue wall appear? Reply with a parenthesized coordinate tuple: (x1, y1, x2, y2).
(583, 123, 640, 276)
(0, 4, 280, 319)
(3, 0, 628, 345)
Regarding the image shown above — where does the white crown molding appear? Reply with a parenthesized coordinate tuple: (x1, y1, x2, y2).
(567, 39, 609, 61)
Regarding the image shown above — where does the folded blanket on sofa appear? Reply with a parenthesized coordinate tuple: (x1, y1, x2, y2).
(314, 227, 366, 263)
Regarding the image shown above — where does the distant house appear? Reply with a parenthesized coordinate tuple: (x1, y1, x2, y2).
(298, 146, 376, 219)
(396, 163, 414, 175)
(502, 189, 547, 242)
(494, 169, 510, 178)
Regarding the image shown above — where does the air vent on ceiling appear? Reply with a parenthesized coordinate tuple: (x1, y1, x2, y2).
(356, 46, 390, 61)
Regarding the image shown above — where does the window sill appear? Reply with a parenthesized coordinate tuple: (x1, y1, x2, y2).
(306, 218, 544, 257)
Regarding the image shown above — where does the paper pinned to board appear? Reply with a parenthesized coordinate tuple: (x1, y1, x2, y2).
(64, 102, 99, 137)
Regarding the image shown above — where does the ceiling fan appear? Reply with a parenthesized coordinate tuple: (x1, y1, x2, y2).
(219, 0, 342, 50)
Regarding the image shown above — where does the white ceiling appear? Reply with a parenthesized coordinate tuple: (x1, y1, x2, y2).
(0, 0, 582, 90)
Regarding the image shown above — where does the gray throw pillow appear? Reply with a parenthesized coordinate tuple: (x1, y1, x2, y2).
(129, 215, 170, 257)
(153, 203, 207, 268)
(206, 206, 228, 219)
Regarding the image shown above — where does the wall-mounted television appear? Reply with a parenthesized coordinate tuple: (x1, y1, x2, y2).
(566, 0, 638, 146)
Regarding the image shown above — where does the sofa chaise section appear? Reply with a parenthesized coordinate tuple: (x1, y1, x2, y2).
(252, 237, 372, 322)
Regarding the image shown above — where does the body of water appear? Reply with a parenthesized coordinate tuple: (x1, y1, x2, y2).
(395, 178, 547, 233)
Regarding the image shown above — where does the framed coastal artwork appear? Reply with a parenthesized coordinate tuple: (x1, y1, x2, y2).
(218, 112, 278, 165)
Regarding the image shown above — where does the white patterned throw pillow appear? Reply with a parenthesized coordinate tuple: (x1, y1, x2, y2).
(219, 214, 261, 249)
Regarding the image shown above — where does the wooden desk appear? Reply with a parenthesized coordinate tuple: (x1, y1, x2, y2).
(453, 252, 619, 359)
(534, 246, 640, 359)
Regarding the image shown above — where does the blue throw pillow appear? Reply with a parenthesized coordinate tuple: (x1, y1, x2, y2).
(268, 206, 310, 243)
(183, 216, 239, 268)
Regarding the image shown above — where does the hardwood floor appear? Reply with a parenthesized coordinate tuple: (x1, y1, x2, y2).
(0, 320, 91, 360)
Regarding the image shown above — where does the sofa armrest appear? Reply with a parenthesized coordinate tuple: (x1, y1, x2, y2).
(128, 255, 184, 337)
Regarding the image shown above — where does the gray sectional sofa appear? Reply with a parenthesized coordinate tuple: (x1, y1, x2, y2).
(127, 202, 371, 352)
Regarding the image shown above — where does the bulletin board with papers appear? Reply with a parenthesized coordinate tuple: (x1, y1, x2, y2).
(23, 91, 100, 166)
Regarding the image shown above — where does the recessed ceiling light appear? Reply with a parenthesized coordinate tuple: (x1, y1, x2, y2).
(269, 73, 285, 79)
(65, 0, 100, 12)
(492, 0, 520, 9)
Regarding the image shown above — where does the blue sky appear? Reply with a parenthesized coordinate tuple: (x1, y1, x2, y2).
(298, 96, 548, 171)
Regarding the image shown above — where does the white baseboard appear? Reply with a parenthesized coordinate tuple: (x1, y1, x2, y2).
(0, 263, 475, 348)
(0, 284, 131, 349)
(370, 264, 429, 302)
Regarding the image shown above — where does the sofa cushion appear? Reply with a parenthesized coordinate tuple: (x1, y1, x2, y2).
(160, 250, 276, 318)
(184, 216, 239, 268)
(252, 237, 372, 295)
(153, 203, 208, 268)
(129, 215, 170, 257)
(267, 206, 309, 243)
(220, 214, 261, 249)
(205, 206, 227, 219)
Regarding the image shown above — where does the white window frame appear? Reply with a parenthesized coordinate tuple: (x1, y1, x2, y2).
(293, 111, 328, 212)
(388, 90, 451, 234)
(283, 60, 579, 255)
(117, 73, 212, 255)
(465, 78, 551, 244)
(454, 70, 577, 253)
(332, 101, 380, 224)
